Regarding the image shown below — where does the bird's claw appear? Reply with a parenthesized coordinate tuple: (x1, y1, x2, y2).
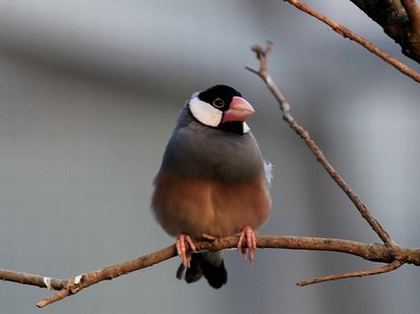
(176, 234, 197, 268)
(237, 226, 257, 261)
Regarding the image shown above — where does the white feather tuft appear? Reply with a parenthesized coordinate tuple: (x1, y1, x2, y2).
(243, 122, 251, 134)
(264, 160, 273, 188)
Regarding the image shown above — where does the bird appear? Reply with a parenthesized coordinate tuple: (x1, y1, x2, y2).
(151, 84, 272, 289)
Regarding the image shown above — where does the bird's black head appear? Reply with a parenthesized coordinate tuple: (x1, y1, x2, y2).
(197, 85, 242, 112)
(189, 85, 254, 134)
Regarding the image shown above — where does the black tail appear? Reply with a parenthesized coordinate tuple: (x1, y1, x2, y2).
(176, 251, 227, 289)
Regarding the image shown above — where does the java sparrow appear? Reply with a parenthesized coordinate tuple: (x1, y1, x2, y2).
(152, 85, 272, 288)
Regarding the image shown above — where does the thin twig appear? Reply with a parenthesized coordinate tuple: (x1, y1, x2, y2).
(297, 259, 403, 286)
(246, 42, 395, 246)
(285, 0, 420, 83)
(0, 235, 416, 308)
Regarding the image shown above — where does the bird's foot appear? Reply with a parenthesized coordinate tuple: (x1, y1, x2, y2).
(176, 234, 197, 268)
(237, 226, 257, 261)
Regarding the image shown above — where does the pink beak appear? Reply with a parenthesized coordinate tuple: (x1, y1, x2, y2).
(222, 96, 255, 123)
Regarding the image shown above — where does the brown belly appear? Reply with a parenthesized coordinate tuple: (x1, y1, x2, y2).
(151, 172, 271, 238)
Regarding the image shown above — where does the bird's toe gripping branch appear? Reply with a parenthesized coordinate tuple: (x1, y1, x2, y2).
(237, 226, 257, 261)
(176, 234, 197, 268)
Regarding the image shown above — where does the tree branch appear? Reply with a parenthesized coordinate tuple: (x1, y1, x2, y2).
(349, 0, 420, 63)
(400, 0, 420, 59)
(246, 41, 395, 246)
(284, 0, 420, 82)
(0, 269, 67, 290)
(401, 0, 420, 30)
(0, 235, 419, 308)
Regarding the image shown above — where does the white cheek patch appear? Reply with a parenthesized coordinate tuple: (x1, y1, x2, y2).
(189, 97, 223, 127)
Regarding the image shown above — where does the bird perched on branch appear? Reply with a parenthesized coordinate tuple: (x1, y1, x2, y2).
(152, 85, 272, 289)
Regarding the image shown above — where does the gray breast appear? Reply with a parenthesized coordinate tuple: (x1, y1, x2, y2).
(159, 105, 264, 183)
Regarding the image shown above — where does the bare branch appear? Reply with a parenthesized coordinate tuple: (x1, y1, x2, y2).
(401, 0, 420, 58)
(0, 236, 418, 307)
(284, 0, 420, 83)
(246, 42, 395, 245)
(0, 269, 67, 290)
(349, 0, 420, 62)
(36, 244, 177, 307)
(401, 0, 420, 29)
(297, 260, 403, 287)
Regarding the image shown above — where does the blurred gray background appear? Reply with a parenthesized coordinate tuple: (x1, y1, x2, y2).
(0, 1, 419, 313)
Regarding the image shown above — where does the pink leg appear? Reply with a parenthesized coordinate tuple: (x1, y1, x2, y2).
(176, 234, 197, 268)
(237, 226, 257, 261)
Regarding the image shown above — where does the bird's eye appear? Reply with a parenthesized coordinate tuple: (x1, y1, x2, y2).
(213, 98, 225, 108)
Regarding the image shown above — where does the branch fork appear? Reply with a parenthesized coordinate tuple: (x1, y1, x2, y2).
(284, 0, 420, 82)
(246, 40, 408, 289)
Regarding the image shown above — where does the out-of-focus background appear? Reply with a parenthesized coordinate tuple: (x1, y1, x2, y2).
(0, 1, 419, 313)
